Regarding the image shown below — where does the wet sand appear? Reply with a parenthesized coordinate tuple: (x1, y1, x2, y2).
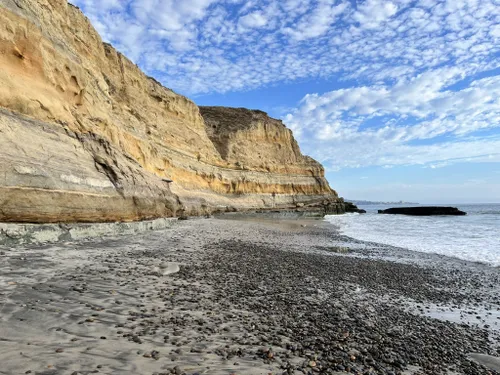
(0, 216, 499, 375)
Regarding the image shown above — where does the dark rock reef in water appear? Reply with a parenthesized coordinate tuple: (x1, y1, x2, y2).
(378, 206, 467, 216)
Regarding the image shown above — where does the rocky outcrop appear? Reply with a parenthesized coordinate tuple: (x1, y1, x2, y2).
(0, 0, 344, 223)
(0, 217, 178, 245)
(344, 202, 366, 214)
(378, 207, 467, 216)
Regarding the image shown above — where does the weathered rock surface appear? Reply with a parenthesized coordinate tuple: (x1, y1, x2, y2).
(0, 0, 344, 223)
(0, 217, 178, 245)
(378, 207, 467, 216)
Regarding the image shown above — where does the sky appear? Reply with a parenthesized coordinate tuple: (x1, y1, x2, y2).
(69, 0, 500, 203)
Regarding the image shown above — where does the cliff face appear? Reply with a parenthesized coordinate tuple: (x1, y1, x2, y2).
(0, 0, 344, 223)
(201, 107, 324, 175)
(200, 106, 333, 195)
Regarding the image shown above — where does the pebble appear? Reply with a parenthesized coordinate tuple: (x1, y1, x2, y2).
(2, 220, 498, 375)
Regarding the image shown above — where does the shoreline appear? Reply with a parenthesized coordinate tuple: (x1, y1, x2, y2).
(1, 217, 499, 374)
(324, 208, 500, 269)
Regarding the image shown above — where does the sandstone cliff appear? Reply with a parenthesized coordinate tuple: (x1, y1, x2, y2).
(0, 0, 344, 223)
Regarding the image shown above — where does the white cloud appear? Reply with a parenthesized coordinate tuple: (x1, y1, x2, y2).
(283, 1, 348, 40)
(285, 72, 500, 169)
(68, 0, 500, 173)
(238, 11, 268, 30)
(353, 0, 398, 29)
(72, 0, 219, 53)
(69, 0, 500, 95)
(293, 67, 499, 132)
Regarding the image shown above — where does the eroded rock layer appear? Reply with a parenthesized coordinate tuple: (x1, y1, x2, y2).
(0, 0, 344, 223)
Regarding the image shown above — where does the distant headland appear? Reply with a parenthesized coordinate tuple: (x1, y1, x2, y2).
(347, 199, 419, 206)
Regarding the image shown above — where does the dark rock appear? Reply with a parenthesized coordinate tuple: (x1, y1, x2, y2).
(378, 206, 466, 216)
(151, 350, 160, 360)
(344, 202, 366, 214)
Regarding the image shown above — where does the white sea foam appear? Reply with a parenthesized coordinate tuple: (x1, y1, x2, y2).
(326, 204, 500, 266)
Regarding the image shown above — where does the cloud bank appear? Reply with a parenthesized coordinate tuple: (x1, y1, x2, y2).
(70, 0, 500, 172)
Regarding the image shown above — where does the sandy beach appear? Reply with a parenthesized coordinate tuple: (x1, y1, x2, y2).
(1, 216, 500, 375)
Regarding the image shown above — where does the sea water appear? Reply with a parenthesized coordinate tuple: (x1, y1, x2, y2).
(326, 204, 500, 266)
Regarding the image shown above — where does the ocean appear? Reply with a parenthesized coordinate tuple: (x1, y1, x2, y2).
(326, 203, 500, 266)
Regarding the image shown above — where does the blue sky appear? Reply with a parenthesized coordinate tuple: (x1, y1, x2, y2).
(70, 0, 500, 203)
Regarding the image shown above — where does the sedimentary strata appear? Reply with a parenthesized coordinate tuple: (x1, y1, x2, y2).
(0, 0, 344, 223)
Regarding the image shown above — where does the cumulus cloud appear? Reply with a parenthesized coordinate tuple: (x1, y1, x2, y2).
(283, 1, 348, 40)
(69, 0, 500, 171)
(238, 11, 268, 30)
(69, 0, 499, 95)
(285, 72, 500, 169)
(353, 0, 398, 29)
